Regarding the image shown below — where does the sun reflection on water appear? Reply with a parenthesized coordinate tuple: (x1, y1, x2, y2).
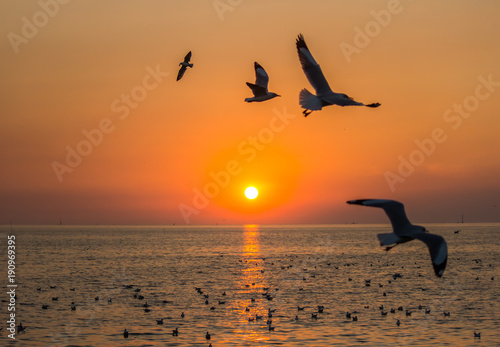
(228, 224, 273, 344)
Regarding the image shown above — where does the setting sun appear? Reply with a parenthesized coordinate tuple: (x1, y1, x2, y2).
(245, 187, 259, 199)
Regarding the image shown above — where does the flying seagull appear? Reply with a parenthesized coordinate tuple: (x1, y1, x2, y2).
(177, 51, 193, 81)
(296, 34, 381, 116)
(245, 62, 280, 102)
(346, 199, 447, 277)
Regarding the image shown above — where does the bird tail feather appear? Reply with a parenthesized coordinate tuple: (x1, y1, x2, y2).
(299, 89, 322, 111)
(377, 233, 400, 246)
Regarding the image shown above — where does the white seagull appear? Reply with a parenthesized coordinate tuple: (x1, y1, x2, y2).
(296, 34, 381, 116)
(245, 62, 280, 102)
(346, 199, 447, 277)
(177, 51, 193, 81)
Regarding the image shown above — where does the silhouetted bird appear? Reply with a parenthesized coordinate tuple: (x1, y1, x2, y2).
(347, 199, 448, 277)
(296, 34, 380, 117)
(244, 62, 280, 102)
(17, 322, 26, 334)
(177, 51, 193, 81)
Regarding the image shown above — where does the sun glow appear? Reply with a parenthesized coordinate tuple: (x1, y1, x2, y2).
(245, 187, 258, 199)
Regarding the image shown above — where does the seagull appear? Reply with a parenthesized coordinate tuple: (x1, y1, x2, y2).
(244, 62, 280, 102)
(295, 34, 380, 117)
(17, 322, 26, 334)
(346, 199, 447, 277)
(123, 329, 129, 338)
(177, 51, 193, 81)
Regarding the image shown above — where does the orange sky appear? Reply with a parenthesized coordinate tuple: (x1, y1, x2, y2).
(1, 1, 499, 225)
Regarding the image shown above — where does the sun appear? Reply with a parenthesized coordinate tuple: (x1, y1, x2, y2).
(245, 186, 258, 199)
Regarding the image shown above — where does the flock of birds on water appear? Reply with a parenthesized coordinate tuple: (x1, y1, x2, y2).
(7, 34, 492, 344)
(10, 239, 492, 345)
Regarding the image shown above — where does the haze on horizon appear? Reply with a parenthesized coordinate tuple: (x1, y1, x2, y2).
(1, 0, 499, 225)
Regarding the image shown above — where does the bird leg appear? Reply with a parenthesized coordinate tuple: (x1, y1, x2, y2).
(303, 109, 312, 117)
(385, 245, 397, 252)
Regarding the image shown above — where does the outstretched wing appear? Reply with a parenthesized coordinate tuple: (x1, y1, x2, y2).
(177, 66, 187, 81)
(183, 51, 192, 63)
(254, 62, 269, 90)
(246, 82, 267, 97)
(346, 199, 412, 233)
(413, 233, 448, 277)
(296, 34, 332, 95)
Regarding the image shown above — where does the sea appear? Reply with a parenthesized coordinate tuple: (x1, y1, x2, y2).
(1, 224, 499, 346)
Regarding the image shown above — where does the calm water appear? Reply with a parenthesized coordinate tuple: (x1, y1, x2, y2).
(1, 224, 499, 346)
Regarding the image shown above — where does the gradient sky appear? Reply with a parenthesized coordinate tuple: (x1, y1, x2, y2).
(1, 0, 499, 225)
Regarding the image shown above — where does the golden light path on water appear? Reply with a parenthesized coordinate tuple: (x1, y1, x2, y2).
(232, 224, 271, 344)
